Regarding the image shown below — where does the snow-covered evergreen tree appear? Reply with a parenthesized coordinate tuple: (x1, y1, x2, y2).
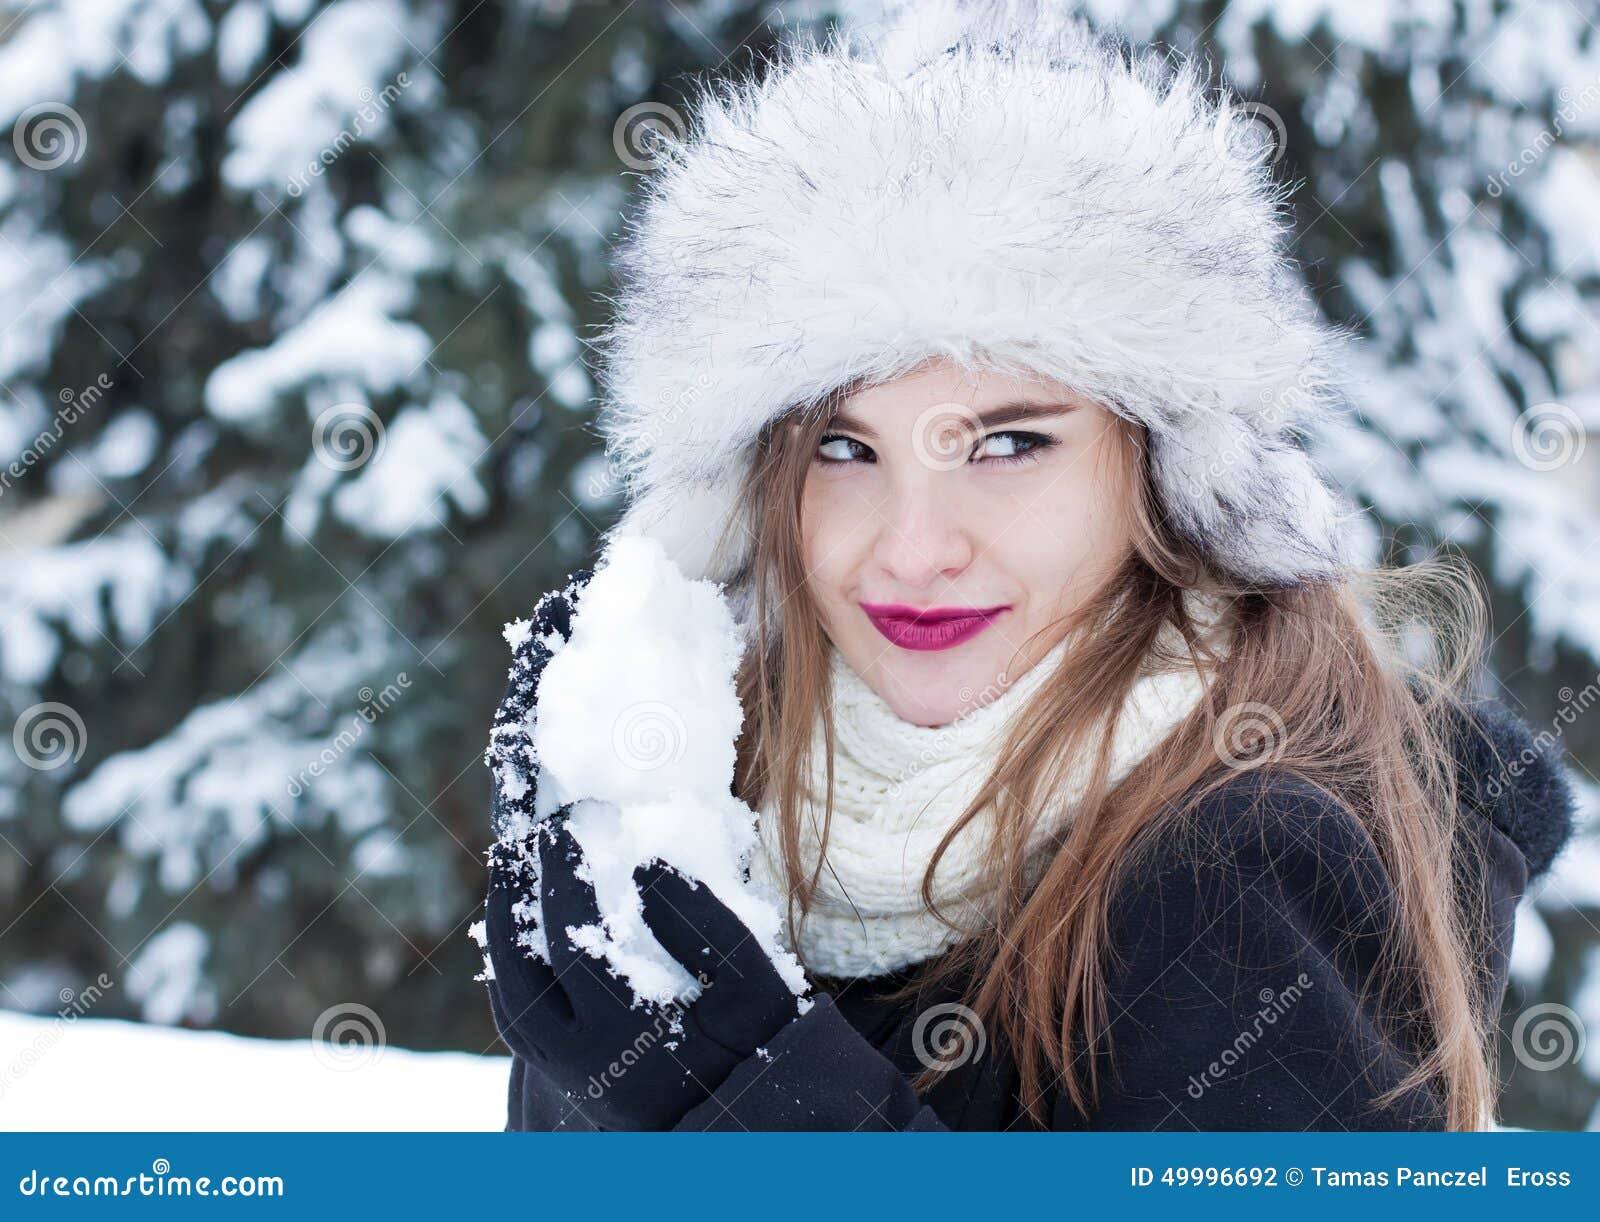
(0, 0, 781, 1050)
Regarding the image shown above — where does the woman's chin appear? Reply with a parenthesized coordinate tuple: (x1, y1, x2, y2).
(850, 648, 1009, 727)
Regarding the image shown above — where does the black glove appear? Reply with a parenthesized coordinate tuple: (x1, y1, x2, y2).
(486, 566, 592, 841)
(485, 811, 806, 1130)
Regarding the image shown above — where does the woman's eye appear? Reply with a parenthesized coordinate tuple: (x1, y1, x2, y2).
(817, 434, 872, 464)
(815, 430, 1055, 467)
(975, 430, 1055, 466)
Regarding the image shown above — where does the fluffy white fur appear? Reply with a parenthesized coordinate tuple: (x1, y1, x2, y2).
(594, 0, 1363, 642)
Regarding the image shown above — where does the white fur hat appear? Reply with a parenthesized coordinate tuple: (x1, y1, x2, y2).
(593, 0, 1363, 641)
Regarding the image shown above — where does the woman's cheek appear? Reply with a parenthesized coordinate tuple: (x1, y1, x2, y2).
(806, 467, 874, 530)
(800, 476, 853, 572)
(991, 459, 1088, 534)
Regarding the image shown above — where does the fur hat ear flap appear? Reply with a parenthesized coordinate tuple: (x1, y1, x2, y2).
(1147, 413, 1362, 586)
(1152, 419, 1363, 588)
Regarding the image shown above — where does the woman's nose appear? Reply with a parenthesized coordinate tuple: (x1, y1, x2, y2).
(870, 477, 975, 589)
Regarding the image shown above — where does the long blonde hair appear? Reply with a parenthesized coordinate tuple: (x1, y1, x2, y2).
(719, 377, 1502, 1130)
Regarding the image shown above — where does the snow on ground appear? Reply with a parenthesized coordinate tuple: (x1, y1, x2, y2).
(0, 1011, 509, 1131)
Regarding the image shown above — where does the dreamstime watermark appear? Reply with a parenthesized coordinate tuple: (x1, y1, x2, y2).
(310, 1001, 386, 1072)
(911, 1002, 987, 1071)
(880, 663, 1028, 800)
(12, 101, 87, 170)
(1510, 401, 1586, 472)
(583, 452, 626, 502)
(0, 374, 112, 498)
(1185, 973, 1314, 1099)
(1212, 701, 1288, 771)
(311, 402, 386, 471)
(612, 101, 686, 170)
(12, 702, 87, 772)
(585, 372, 716, 502)
(286, 72, 411, 197)
(1213, 100, 1288, 170)
(1174, 371, 1321, 505)
(909, 401, 987, 472)
(0, 974, 115, 1100)
(612, 700, 688, 772)
(1508, 1001, 1585, 1071)
(17, 1158, 283, 1199)
(882, 76, 1010, 198)
(1482, 669, 1600, 801)
(285, 675, 411, 798)
(1486, 72, 1600, 198)
(582, 972, 711, 1100)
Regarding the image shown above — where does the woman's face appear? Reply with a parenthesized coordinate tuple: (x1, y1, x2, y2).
(800, 357, 1136, 727)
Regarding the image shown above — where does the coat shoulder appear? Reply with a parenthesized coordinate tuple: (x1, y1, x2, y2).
(1117, 768, 1397, 926)
(1083, 768, 1450, 1129)
(1102, 766, 1409, 1012)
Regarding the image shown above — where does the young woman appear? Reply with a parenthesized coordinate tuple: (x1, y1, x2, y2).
(482, 4, 1576, 1131)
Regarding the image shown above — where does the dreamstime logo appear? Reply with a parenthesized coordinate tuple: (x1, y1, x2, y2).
(910, 402, 984, 471)
(886, 665, 1022, 800)
(12, 101, 87, 169)
(311, 1002, 386, 1072)
(1186, 973, 1314, 1099)
(1, 373, 112, 498)
(16, 1156, 283, 1198)
(0, 973, 116, 1100)
(1486, 71, 1600, 198)
(1212, 701, 1287, 770)
(285, 674, 411, 799)
(312, 403, 386, 471)
(286, 72, 410, 197)
(612, 701, 687, 772)
(1484, 671, 1599, 800)
(1214, 101, 1288, 169)
(1509, 1002, 1585, 1071)
(601, 372, 715, 497)
(882, 76, 1009, 198)
(911, 1002, 987, 1071)
(1510, 401, 1586, 471)
(613, 102, 685, 170)
(13, 702, 87, 771)
(583, 974, 710, 1101)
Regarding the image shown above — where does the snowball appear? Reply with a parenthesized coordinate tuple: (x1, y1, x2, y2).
(534, 533, 745, 812)
(511, 533, 809, 1008)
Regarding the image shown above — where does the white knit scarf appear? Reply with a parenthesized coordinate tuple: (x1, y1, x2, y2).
(747, 591, 1233, 979)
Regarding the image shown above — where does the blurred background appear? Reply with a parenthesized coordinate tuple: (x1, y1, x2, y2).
(0, 0, 1596, 1130)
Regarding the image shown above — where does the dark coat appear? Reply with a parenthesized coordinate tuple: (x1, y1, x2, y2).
(487, 691, 1575, 1131)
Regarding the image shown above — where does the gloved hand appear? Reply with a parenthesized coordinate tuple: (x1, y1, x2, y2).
(486, 566, 593, 840)
(485, 811, 806, 1131)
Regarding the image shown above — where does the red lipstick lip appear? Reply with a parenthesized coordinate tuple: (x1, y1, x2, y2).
(859, 602, 1011, 623)
(860, 603, 1011, 652)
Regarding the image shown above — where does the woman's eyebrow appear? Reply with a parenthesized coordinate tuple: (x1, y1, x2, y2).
(826, 400, 1082, 440)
